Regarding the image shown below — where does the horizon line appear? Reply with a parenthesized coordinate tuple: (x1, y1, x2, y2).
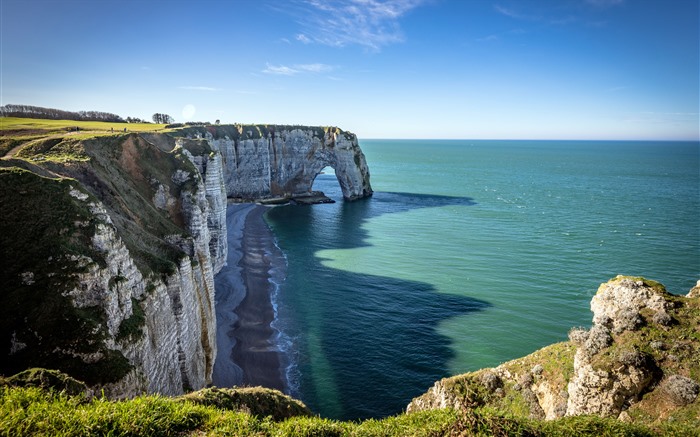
(357, 137, 700, 142)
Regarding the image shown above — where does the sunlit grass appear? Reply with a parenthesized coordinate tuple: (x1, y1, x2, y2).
(1, 385, 671, 436)
(0, 116, 167, 133)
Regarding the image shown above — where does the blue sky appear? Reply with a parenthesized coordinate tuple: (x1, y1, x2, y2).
(2, 0, 698, 140)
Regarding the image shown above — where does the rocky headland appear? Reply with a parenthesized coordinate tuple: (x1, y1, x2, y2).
(0, 123, 372, 397)
(407, 276, 700, 431)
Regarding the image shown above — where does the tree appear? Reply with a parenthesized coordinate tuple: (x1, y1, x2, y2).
(0, 104, 125, 122)
(152, 113, 174, 124)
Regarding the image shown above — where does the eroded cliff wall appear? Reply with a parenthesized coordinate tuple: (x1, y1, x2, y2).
(175, 125, 373, 201)
(1, 124, 373, 397)
(0, 133, 227, 397)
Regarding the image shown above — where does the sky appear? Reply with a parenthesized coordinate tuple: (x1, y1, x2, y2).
(1, 0, 698, 140)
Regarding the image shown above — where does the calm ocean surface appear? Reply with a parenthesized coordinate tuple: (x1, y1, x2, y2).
(264, 139, 699, 420)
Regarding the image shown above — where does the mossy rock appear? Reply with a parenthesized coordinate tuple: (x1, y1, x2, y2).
(179, 386, 312, 421)
(1, 368, 89, 397)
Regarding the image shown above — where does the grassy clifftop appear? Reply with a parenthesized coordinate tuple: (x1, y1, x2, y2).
(0, 375, 664, 436)
(0, 117, 354, 158)
(2, 277, 697, 435)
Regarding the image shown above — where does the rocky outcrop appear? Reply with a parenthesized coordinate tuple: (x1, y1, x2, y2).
(179, 125, 373, 202)
(565, 276, 667, 417)
(0, 132, 227, 398)
(408, 276, 700, 426)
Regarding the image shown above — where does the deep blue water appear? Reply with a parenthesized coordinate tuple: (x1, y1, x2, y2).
(264, 140, 700, 420)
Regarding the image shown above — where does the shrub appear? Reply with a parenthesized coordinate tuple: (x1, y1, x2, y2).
(662, 375, 700, 406)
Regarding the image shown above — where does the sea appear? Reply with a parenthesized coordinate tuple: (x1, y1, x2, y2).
(263, 139, 699, 421)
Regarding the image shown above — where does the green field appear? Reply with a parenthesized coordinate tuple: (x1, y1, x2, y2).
(0, 117, 169, 157)
(0, 117, 167, 133)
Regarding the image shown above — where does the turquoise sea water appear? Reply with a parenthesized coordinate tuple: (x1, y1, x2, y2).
(264, 140, 699, 420)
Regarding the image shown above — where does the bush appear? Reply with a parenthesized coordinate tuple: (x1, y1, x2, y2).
(583, 325, 612, 357)
(662, 375, 700, 406)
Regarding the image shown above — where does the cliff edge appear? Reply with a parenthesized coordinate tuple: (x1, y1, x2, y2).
(0, 124, 371, 397)
(408, 276, 700, 431)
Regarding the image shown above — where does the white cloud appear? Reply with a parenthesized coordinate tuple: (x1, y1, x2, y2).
(297, 63, 334, 73)
(262, 62, 334, 75)
(296, 33, 312, 44)
(263, 64, 299, 75)
(182, 104, 196, 120)
(289, 0, 429, 51)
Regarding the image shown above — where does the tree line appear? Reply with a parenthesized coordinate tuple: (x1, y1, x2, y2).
(2, 104, 187, 126)
(0, 104, 126, 123)
(151, 113, 174, 124)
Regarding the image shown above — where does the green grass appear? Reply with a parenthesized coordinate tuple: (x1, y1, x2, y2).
(0, 384, 670, 437)
(0, 116, 167, 133)
(0, 117, 170, 157)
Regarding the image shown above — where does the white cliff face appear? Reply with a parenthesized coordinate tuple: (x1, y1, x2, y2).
(48, 134, 230, 398)
(3, 126, 367, 399)
(176, 140, 228, 273)
(205, 127, 372, 201)
(61, 165, 221, 397)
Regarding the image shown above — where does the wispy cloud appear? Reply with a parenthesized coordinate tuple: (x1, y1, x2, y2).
(178, 86, 220, 91)
(296, 33, 312, 44)
(476, 34, 500, 43)
(585, 0, 624, 7)
(284, 0, 429, 51)
(262, 62, 335, 75)
(475, 27, 526, 43)
(494, 4, 541, 21)
(263, 64, 299, 76)
(493, 4, 595, 27)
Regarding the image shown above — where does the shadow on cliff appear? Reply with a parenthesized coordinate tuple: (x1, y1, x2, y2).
(265, 178, 486, 420)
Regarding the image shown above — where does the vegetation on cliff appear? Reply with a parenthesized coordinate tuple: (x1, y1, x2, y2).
(0, 378, 666, 436)
(407, 276, 699, 436)
(0, 167, 132, 384)
(1, 277, 698, 435)
(0, 121, 218, 388)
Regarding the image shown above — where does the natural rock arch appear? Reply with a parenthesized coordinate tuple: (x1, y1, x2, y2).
(205, 126, 373, 202)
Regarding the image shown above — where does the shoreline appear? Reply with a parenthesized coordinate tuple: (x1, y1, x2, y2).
(212, 203, 287, 392)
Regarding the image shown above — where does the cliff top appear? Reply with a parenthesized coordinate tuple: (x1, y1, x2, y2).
(0, 116, 356, 158)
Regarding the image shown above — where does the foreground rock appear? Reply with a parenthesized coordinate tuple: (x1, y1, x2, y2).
(180, 386, 312, 421)
(408, 276, 700, 429)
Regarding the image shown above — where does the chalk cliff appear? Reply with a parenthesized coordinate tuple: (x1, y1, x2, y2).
(173, 125, 373, 202)
(0, 125, 372, 398)
(0, 133, 227, 396)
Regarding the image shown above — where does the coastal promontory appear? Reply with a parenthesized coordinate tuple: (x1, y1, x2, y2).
(0, 121, 372, 397)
